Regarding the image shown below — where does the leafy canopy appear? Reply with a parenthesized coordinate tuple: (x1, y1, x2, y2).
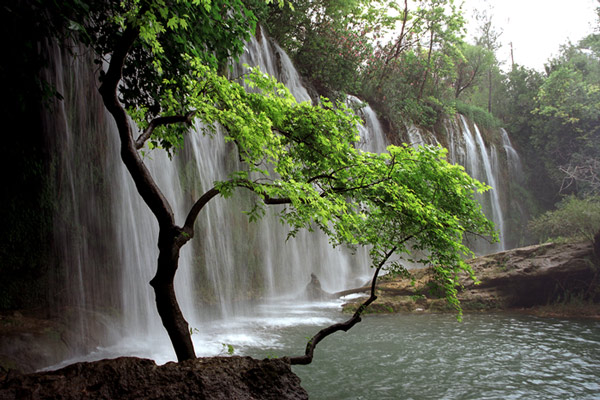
(67, 0, 495, 312)
(170, 65, 496, 314)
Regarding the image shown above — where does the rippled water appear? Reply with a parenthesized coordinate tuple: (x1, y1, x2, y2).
(242, 306, 600, 400)
(50, 300, 600, 399)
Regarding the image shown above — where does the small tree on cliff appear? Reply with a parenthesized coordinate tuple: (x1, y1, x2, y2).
(49, 0, 494, 363)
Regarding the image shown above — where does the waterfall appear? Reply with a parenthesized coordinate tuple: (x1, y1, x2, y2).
(405, 124, 440, 148)
(46, 34, 372, 364)
(45, 31, 522, 366)
(400, 116, 510, 254)
(347, 95, 387, 153)
(455, 116, 506, 252)
(501, 128, 524, 184)
(232, 32, 311, 103)
(349, 104, 510, 254)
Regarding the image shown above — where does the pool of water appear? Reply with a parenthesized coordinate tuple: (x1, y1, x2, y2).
(241, 305, 600, 399)
(49, 299, 600, 399)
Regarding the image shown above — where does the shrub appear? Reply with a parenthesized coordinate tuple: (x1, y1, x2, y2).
(528, 196, 600, 242)
(455, 101, 502, 130)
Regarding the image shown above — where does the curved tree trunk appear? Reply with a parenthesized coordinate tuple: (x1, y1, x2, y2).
(150, 230, 195, 361)
(98, 24, 197, 362)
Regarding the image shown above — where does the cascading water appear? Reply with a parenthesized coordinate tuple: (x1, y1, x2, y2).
(45, 30, 522, 367)
(501, 128, 524, 184)
(346, 97, 516, 256)
(226, 34, 372, 298)
(406, 125, 438, 147)
(440, 115, 506, 253)
(463, 117, 506, 250)
(397, 115, 515, 254)
(348, 95, 387, 153)
(46, 33, 372, 365)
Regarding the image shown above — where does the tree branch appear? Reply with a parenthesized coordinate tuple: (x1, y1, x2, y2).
(180, 179, 297, 245)
(135, 111, 196, 149)
(182, 187, 221, 236)
(98, 23, 175, 228)
(289, 246, 397, 365)
(234, 180, 293, 205)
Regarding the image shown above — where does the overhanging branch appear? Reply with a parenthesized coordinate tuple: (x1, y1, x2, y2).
(180, 181, 294, 243)
(289, 246, 397, 365)
(182, 187, 221, 235)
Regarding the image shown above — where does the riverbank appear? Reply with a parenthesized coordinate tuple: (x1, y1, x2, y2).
(342, 241, 600, 319)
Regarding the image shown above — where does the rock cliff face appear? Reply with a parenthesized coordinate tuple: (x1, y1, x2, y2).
(343, 241, 599, 316)
(0, 356, 308, 400)
(461, 241, 598, 309)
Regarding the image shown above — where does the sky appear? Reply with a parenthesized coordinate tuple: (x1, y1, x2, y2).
(461, 0, 598, 71)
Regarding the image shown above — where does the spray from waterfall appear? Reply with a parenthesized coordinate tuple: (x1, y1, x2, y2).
(46, 33, 374, 364)
(45, 31, 519, 366)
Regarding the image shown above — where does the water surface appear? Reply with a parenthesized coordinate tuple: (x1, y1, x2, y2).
(49, 300, 600, 399)
(243, 307, 600, 400)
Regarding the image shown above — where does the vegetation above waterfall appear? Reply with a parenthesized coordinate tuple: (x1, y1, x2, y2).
(252, 0, 600, 239)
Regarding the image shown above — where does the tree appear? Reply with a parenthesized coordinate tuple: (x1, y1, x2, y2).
(359, 0, 466, 128)
(531, 34, 600, 197)
(452, 43, 494, 99)
(416, 0, 465, 101)
(252, 0, 379, 96)
(287, 144, 496, 364)
(42, 0, 494, 364)
(473, 6, 502, 113)
(529, 196, 600, 243)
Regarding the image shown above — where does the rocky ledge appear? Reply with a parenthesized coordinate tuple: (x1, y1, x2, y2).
(343, 241, 600, 318)
(0, 356, 307, 400)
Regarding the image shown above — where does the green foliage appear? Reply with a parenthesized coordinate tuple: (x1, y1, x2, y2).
(222, 343, 235, 355)
(32, 0, 496, 322)
(525, 36, 600, 198)
(82, 0, 259, 153)
(452, 43, 496, 99)
(535, 66, 600, 127)
(493, 17, 600, 213)
(529, 196, 600, 243)
(294, 21, 373, 95)
(359, 1, 466, 128)
(251, 0, 378, 96)
(455, 101, 501, 129)
(113, 5, 494, 312)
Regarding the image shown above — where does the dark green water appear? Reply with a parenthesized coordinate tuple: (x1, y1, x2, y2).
(245, 311, 600, 399)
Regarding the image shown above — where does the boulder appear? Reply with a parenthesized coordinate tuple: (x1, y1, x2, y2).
(0, 356, 308, 400)
(303, 273, 333, 300)
(462, 241, 598, 308)
(342, 240, 600, 316)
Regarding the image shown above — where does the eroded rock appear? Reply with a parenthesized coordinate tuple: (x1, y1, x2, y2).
(0, 356, 308, 400)
(343, 240, 600, 316)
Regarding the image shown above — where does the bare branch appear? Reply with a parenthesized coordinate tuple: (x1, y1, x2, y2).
(182, 187, 221, 236)
(136, 111, 196, 149)
(289, 246, 397, 365)
(559, 158, 600, 195)
(263, 196, 293, 205)
(181, 180, 296, 242)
